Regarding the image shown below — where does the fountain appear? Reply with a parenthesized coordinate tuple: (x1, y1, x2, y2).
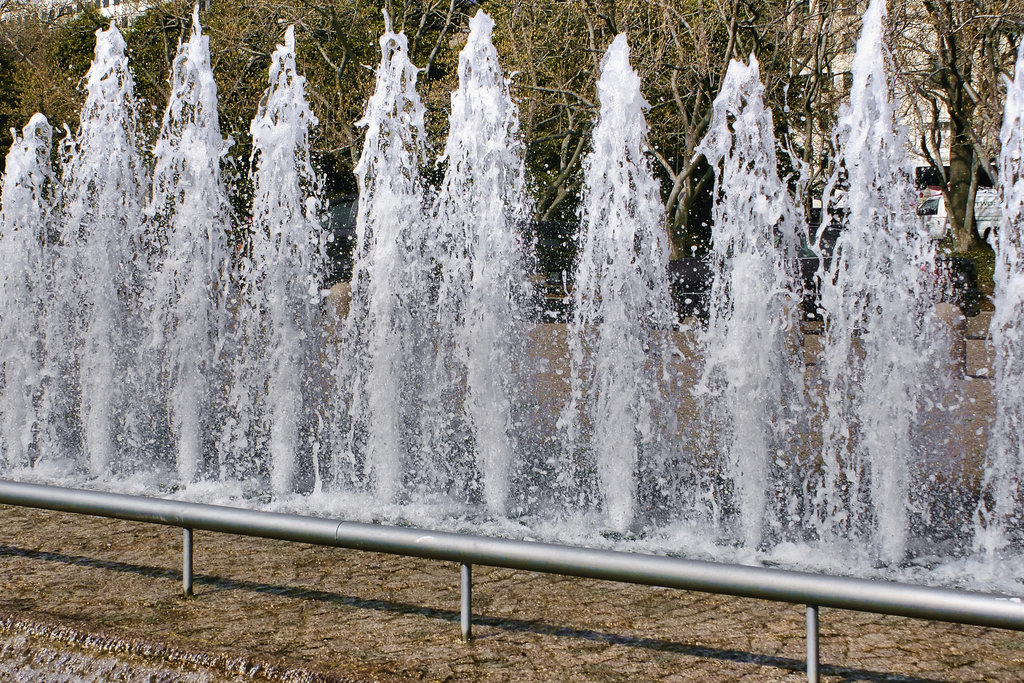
(330, 14, 431, 504)
(559, 34, 676, 534)
(0, 115, 55, 471)
(425, 11, 534, 516)
(815, 0, 954, 565)
(976, 40, 1024, 560)
(146, 8, 234, 486)
(234, 25, 326, 495)
(0, 7, 1021, 591)
(51, 23, 151, 477)
(694, 54, 809, 551)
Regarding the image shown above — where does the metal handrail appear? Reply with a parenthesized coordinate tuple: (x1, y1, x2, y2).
(1, 478, 1022, 681)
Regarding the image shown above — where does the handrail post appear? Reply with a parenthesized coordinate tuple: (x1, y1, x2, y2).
(183, 527, 194, 598)
(806, 604, 819, 683)
(460, 562, 472, 642)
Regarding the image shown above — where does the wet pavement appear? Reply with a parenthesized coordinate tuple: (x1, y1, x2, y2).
(1, 505, 1023, 681)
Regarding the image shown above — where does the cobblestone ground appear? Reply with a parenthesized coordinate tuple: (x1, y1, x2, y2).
(1, 506, 1023, 681)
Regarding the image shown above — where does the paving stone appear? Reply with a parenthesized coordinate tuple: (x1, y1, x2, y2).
(965, 311, 993, 339)
(966, 338, 994, 378)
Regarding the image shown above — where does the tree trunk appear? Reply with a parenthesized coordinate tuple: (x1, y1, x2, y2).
(947, 129, 985, 252)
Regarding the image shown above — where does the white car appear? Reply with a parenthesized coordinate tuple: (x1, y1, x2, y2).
(917, 186, 1001, 241)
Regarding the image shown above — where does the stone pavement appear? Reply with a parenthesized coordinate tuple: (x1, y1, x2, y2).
(1, 505, 1023, 682)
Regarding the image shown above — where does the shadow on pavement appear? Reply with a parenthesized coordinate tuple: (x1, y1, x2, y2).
(0, 544, 952, 683)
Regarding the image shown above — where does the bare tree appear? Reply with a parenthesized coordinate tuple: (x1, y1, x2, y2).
(893, 0, 1023, 251)
(486, 2, 595, 221)
(7, 0, 1013, 258)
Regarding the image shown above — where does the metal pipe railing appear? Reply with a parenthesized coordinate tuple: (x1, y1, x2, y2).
(2, 478, 1023, 681)
(806, 605, 819, 682)
(183, 527, 194, 597)
(460, 562, 472, 642)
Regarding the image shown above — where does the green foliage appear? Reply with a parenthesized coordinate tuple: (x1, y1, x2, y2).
(0, 44, 22, 173)
(47, 6, 107, 76)
(45, 6, 109, 132)
(124, 0, 192, 128)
